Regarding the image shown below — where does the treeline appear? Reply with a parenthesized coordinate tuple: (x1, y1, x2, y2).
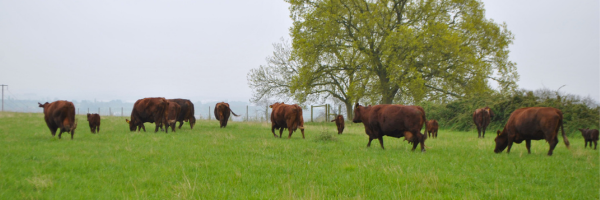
(420, 88, 599, 136)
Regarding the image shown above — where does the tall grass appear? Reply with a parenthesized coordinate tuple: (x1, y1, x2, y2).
(0, 112, 597, 199)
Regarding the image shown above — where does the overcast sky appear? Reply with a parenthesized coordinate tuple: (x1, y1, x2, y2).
(0, 0, 598, 103)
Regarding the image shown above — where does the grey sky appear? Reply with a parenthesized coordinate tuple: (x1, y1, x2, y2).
(0, 0, 598, 103)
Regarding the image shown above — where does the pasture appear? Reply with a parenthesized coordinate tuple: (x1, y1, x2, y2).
(0, 112, 597, 199)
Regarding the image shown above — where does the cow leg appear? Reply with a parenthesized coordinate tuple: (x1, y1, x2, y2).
(420, 134, 426, 152)
(594, 141, 597, 150)
(547, 137, 558, 156)
(288, 129, 294, 139)
(279, 128, 284, 138)
(411, 138, 418, 151)
(58, 129, 63, 139)
(378, 137, 385, 149)
(506, 136, 514, 154)
(525, 139, 531, 154)
(50, 127, 57, 137)
(271, 126, 278, 138)
(301, 129, 305, 139)
(70, 130, 74, 140)
(367, 137, 374, 148)
(178, 121, 183, 129)
(585, 140, 588, 148)
(435, 130, 438, 138)
(476, 126, 481, 138)
(97, 127, 100, 133)
(482, 125, 486, 138)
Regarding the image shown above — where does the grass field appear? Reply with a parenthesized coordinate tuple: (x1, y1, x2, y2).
(0, 112, 598, 199)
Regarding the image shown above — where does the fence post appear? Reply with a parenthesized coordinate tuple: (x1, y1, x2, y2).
(109, 107, 112, 116)
(77, 108, 79, 115)
(121, 107, 123, 117)
(246, 105, 248, 122)
(338, 105, 341, 116)
(98, 108, 100, 115)
(88, 108, 89, 114)
(311, 105, 313, 122)
(209, 106, 211, 120)
(265, 105, 268, 123)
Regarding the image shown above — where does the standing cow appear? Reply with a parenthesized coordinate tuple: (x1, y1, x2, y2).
(125, 97, 170, 133)
(494, 107, 570, 156)
(426, 119, 439, 138)
(270, 102, 305, 139)
(331, 115, 345, 134)
(473, 106, 494, 138)
(214, 102, 239, 128)
(165, 101, 181, 132)
(578, 128, 598, 150)
(87, 113, 101, 133)
(38, 101, 78, 139)
(168, 99, 196, 130)
(352, 103, 427, 152)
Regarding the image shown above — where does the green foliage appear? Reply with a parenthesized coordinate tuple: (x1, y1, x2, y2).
(419, 89, 600, 135)
(286, 0, 519, 104)
(0, 112, 597, 199)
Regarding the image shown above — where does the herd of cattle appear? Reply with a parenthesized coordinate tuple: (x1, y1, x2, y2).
(37, 98, 598, 155)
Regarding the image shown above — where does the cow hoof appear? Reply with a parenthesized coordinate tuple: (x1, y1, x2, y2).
(421, 149, 426, 152)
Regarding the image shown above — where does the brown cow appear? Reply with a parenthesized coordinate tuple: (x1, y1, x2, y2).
(330, 115, 345, 134)
(168, 99, 196, 129)
(352, 103, 427, 152)
(125, 97, 170, 133)
(473, 107, 494, 138)
(578, 128, 599, 150)
(87, 113, 101, 133)
(269, 102, 305, 139)
(162, 101, 181, 132)
(38, 101, 78, 139)
(426, 119, 439, 138)
(494, 107, 570, 156)
(214, 102, 239, 128)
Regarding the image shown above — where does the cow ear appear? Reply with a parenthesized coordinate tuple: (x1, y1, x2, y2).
(87, 113, 90, 117)
(497, 130, 501, 136)
(126, 119, 130, 124)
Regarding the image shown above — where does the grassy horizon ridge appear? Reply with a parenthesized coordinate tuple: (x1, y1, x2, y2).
(0, 112, 597, 199)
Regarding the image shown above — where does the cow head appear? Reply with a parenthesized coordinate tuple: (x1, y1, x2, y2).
(87, 113, 91, 121)
(494, 130, 509, 153)
(126, 119, 137, 131)
(352, 103, 363, 123)
(71, 119, 78, 132)
(485, 107, 495, 117)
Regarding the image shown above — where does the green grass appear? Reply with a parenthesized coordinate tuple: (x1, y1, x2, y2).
(0, 112, 598, 199)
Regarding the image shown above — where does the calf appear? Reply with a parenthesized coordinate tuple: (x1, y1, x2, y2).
(38, 101, 78, 139)
(87, 113, 101, 133)
(165, 101, 181, 132)
(214, 102, 239, 128)
(330, 115, 345, 134)
(473, 107, 494, 138)
(426, 119, 439, 138)
(578, 128, 598, 150)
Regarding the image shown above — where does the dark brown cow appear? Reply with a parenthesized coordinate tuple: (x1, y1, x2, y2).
(578, 128, 599, 150)
(38, 101, 78, 139)
(426, 119, 439, 138)
(163, 101, 181, 132)
(214, 102, 239, 128)
(87, 113, 101, 133)
(494, 107, 570, 156)
(125, 97, 170, 133)
(269, 102, 305, 139)
(168, 99, 196, 129)
(473, 106, 494, 138)
(330, 115, 345, 134)
(352, 103, 427, 151)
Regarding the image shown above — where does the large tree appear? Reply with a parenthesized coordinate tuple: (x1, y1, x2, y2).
(287, 0, 519, 104)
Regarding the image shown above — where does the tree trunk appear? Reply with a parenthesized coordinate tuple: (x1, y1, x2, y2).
(344, 101, 353, 122)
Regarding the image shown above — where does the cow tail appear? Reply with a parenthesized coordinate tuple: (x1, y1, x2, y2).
(230, 110, 240, 117)
(560, 117, 570, 149)
(297, 105, 304, 130)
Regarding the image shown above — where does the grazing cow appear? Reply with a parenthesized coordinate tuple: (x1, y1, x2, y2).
(330, 115, 345, 134)
(578, 128, 598, 150)
(269, 102, 305, 139)
(125, 97, 170, 133)
(352, 103, 427, 151)
(494, 107, 570, 156)
(161, 101, 181, 132)
(38, 101, 78, 139)
(473, 106, 494, 138)
(168, 99, 196, 129)
(426, 119, 439, 138)
(87, 113, 101, 133)
(214, 102, 239, 128)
